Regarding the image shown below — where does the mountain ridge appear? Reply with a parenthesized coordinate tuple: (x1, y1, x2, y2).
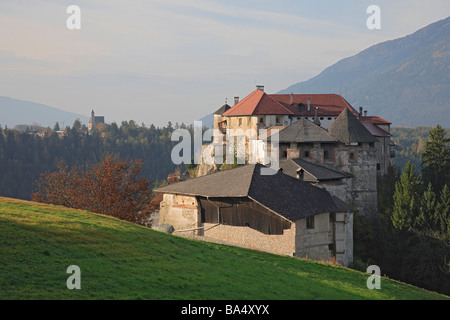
(278, 17, 450, 127)
(0, 95, 89, 129)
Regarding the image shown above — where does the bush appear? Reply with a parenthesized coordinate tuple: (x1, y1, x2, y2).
(32, 156, 152, 225)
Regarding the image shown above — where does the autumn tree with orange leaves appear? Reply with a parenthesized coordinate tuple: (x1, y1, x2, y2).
(32, 156, 152, 225)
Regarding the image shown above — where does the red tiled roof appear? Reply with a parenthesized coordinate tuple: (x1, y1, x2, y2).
(223, 90, 294, 116)
(222, 91, 392, 125)
(269, 94, 359, 117)
(360, 116, 392, 125)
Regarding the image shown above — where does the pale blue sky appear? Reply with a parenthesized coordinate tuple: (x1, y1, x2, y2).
(0, 0, 449, 126)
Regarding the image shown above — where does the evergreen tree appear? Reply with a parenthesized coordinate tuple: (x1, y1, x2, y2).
(421, 125, 450, 192)
(392, 161, 421, 231)
(416, 183, 437, 233)
(435, 184, 450, 241)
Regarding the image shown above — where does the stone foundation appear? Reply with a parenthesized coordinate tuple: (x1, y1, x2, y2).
(202, 223, 296, 256)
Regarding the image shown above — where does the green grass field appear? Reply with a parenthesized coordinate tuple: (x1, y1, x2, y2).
(0, 197, 448, 300)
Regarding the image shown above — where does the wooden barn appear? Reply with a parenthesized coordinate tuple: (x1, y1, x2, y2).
(156, 164, 353, 266)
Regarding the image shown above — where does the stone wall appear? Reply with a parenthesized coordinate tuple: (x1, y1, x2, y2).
(295, 212, 330, 262)
(159, 194, 200, 233)
(295, 211, 353, 267)
(333, 145, 377, 217)
(286, 142, 378, 217)
(202, 223, 296, 256)
(160, 193, 353, 266)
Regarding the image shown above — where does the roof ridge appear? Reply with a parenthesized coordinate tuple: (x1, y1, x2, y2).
(338, 95, 359, 115)
(223, 90, 263, 116)
(255, 93, 294, 115)
(154, 163, 256, 193)
(328, 108, 378, 143)
(290, 158, 351, 177)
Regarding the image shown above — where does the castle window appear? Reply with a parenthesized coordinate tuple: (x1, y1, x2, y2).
(304, 150, 310, 158)
(306, 216, 315, 229)
(239, 118, 242, 126)
(276, 117, 280, 124)
(369, 142, 375, 148)
(349, 152, 355, 160)
(377, 163, 381, 170)
(329, 212, 336, 222)
(259, 117, 264, 124)
(324, 150, 329, 160)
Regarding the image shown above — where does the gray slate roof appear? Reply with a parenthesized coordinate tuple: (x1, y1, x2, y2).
(278, 118, 337, 143)
(156, 163, 348, 221)
(213, 104, 231, 115)
(328, 108, 378, 144)
(279, 158, 351, 182)
(331, 196, 352, 212)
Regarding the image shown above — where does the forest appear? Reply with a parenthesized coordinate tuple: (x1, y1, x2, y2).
(0, 120, 182, 200)
(391, 126, 450, 170)
(355, 125, 450, 295)
(0, 121, 445, 201)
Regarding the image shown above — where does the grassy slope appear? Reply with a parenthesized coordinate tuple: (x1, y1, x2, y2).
(0, 197, 448, 300)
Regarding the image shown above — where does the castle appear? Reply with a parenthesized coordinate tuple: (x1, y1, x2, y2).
(157, 85, 393, 266)
(211, 85, 394, 217)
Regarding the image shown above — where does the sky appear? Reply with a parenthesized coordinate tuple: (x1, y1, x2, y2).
(0, 0, 449, 127)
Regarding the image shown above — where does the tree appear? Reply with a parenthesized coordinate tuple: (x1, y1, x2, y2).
(32, 156, 152, 225)
(435, 184, 450, 242)
(392, 161, 422, 231)
(421, 125, 450, 192)
(416, 183, 438, 234)
(31, 161, 83, 208)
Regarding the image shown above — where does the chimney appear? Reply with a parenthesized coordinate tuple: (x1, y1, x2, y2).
(256, 85, 264, 92)
(364, 110, 368, 117)
(359, 107, 363, 119)
(234, 97, 239, 105)
(297, 169, 305, 181)
(313, 107, 321, 126)
(290, 93, 294, 105)
(307, 98, 311, 112)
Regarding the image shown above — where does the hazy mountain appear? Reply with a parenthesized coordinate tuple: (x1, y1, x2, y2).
(0, 96, 89, 129)
(278, 17, 450, 128)
(195, 113, 214, 129)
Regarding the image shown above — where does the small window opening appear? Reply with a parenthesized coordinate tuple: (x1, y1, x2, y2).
(306, 216, 315, 229)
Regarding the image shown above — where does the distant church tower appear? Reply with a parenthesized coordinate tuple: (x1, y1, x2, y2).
(88, 110, 105, 132)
